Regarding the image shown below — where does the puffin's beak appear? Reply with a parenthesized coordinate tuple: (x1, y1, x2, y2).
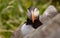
(31, 12, 35, 23)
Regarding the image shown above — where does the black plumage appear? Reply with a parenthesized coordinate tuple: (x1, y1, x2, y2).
(26, 16, 42, 29)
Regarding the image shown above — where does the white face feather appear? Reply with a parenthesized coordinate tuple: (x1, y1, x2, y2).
(27, 8, 39, 19)
(33, 8, 39, 17)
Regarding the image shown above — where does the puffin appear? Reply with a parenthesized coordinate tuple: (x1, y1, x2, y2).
(21, 7, 42, 36)
(10, 7, 42, 38)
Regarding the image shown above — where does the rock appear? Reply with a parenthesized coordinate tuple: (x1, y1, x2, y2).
(25, 14, 60, 38)
(40, 5, 58, 24)
(10, 26, 24, 38)
(10, 24, 35, 38)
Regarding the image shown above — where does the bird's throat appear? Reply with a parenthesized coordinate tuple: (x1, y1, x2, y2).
(26, 17, 42, 29)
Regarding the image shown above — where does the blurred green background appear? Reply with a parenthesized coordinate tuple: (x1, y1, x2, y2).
(0, 0, 60, 38)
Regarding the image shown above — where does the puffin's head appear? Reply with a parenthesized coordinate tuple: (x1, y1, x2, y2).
(27, 7, 39, 23)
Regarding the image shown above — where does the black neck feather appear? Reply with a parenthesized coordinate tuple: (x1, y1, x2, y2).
(26, 16, 42, 29)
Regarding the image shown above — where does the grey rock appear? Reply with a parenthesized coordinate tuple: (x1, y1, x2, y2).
(10, 26, 24, 38)
(40, 5, 58, 24)
(10, 24, 35, 38)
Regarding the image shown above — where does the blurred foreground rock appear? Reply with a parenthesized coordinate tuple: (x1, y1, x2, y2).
(40, 5, 58, 23)
(25, 14, 60, 38)
(10, 27, 24, 38)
